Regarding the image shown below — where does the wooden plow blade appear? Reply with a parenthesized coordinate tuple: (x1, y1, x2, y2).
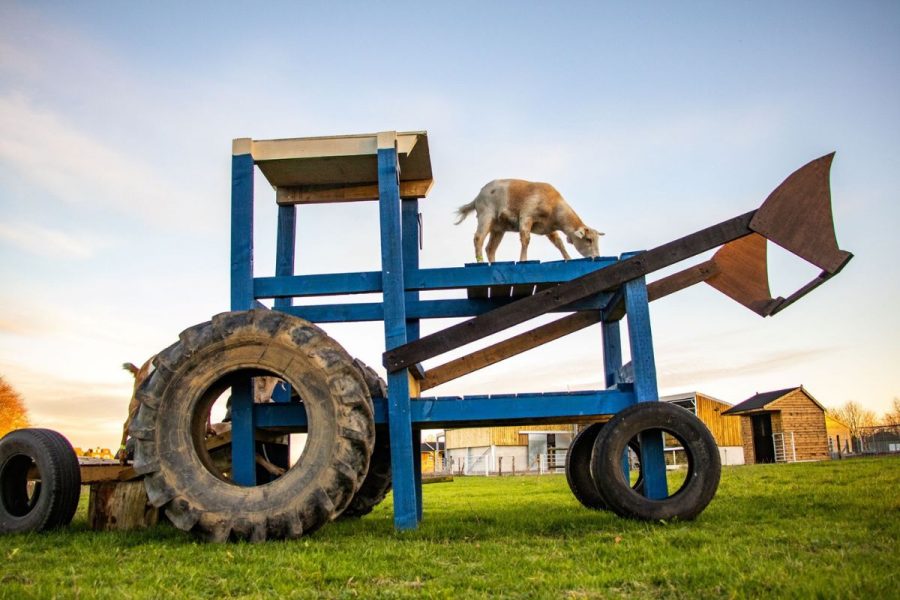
(384, 153, 853, 382)
(647, 152, 852, 316)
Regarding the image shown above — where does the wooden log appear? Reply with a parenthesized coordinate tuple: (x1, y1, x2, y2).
(88, 481, 158, 531)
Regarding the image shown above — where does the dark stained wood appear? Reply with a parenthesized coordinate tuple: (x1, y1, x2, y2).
(276, 179, 432, 204)
(384, 211, 756, 372)
(706, 233, 782, 316)
(420, 311, 603, 391)
(749, 153, 851, 274)
(88, 481, 158, 531)
(467, 286, 489, 299)
(646, 260, 719, 302)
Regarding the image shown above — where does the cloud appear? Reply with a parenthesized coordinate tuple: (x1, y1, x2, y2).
(0, 93, 214, 232)
(0, 220, 107, 260)
(658, 346, 836, 388)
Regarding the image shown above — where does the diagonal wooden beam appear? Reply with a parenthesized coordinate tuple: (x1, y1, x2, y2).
(647, 260, 719, 302)
(420, 311, 602, 391)
(383, 211, 756, 372)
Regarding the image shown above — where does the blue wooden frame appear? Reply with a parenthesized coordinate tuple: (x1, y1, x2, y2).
(229, 133, 667, 529)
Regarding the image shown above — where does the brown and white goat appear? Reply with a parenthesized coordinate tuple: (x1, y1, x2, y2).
(117, 357, 155, 464)
(455, 179, 604, 263)
(117, 358, 281, 465)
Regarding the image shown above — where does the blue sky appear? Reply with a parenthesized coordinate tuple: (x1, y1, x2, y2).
(1, 1, 897, 449)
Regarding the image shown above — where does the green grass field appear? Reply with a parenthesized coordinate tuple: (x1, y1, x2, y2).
(1, 456, 898, 599)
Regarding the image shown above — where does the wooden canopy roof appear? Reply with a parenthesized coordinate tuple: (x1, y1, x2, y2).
(232, 131, 433, 205)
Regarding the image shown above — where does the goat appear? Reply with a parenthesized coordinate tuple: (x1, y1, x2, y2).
(455, 179, 604, 263)
(117, 358, 154, 464)
(117, 358, 282, 466)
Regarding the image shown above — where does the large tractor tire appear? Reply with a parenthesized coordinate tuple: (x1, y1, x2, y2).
(0, 428, 81, 534)
(590, 402, 720, 521)
(337, 359, 392, 519)
(130, 310, 375, 542)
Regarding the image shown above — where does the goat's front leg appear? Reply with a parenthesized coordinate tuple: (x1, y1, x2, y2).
(486, 230, 505, 263)
(518, 218, 533, 262)
(547, 231, 571, 260)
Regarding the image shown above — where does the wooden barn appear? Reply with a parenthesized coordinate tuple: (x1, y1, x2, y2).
(445, 391, 745, 473)
(444, 424, 575, 474)
(723, 386, 829, 463)
(660, 392, 745, 465)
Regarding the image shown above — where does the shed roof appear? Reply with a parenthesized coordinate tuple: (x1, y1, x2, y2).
(723, 386, 824, 415)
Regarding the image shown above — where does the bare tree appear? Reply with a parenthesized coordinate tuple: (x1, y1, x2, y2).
(0, 375, 31, 437)
(883, 397, 900, 428)
(829, 400, 878, 442)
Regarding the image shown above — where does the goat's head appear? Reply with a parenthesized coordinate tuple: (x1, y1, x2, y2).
(568, 227, 605, 258)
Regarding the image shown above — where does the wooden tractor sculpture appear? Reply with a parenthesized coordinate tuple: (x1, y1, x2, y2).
(1, 131, 851, 541)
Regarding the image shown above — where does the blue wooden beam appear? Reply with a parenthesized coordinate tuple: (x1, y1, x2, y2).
(282, 294, 611, 324)
(230, 380, 257, 486)
(377, 133, 419, 531)
(254, 389, 636, 429)
(602, 319, 623, 389)
(231, 153, 255, 311)
(252, 257, 618, 299)
(623, 277, 667, 500)
(274, 204, 297, 310)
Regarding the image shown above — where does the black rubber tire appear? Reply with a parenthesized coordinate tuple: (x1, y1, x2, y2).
(565, 423, 608, 509)
(590, 402, 721, 521)
(337, 359, 392, 519)
(566, 423, 644, 510)
(0, 428, 81, 534)
(130, 309, 375, 542)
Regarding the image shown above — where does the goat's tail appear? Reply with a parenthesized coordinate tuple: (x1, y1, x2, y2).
(454, 200, 477, 225)
(122, 362, 139, 378)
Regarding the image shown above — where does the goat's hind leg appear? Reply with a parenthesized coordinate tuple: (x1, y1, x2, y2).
(473, 217, 492, 263)
(486, 230, 505, 263)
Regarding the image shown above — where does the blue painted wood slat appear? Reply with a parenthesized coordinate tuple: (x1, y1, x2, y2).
(254, 389, 636, 429)
(231, 153, 255, 311)
(274, 204, 297, 310)
(377, 136, 419, 531)
(623, 277, 667, 500)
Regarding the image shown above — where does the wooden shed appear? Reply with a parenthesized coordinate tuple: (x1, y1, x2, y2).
(445, 424, 575, 474)
(723, 386, 829, 464)
(661, 392, 745, 465)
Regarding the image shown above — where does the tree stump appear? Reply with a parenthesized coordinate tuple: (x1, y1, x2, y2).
(88, 480, 158, 531)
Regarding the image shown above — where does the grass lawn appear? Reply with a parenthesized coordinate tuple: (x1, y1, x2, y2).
(1, 456, 898, 599)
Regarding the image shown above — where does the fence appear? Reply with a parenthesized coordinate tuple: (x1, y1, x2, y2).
(772, 432, 797, 463)
(448, 449, 569, 476)
(854, 425, 900, 455)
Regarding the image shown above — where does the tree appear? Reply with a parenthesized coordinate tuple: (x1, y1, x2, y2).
(0, 375, 31, 437)
(883, 397, 900, 428)
(829, 400, 878, 442)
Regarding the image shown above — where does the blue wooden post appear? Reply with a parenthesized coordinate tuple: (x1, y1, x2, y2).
(623, 277, 667, 500)
(601, 318, 630, 479)
(601, 319, 622, 389)
(402, 199, 423, 522)
(230, 144, 257, 486)
(231, 150, 255, 311)
(377, 132, 418, 530)
(274, 204, 297, 311)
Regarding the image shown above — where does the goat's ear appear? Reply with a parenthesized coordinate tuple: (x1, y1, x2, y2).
(573, 227, 586, 239)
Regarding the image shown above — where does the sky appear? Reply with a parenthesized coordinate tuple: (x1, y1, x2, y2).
(0, 1, 897, 451)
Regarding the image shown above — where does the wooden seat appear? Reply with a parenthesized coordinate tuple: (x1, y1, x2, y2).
(232, 131, 433, 205)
